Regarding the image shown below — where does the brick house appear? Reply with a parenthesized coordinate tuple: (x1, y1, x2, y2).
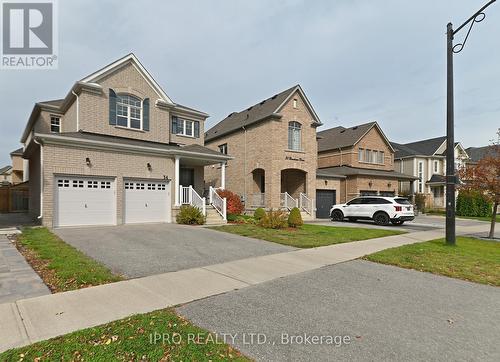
(10, 148, 26, 184)
(316, 122, 416, 213)
(20, 54, 231, 227)
(392, 136, 470, 209)
(204, 85, 321, 218)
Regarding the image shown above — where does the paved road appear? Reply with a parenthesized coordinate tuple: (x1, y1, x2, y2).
(54, 224, 293, 278)
(178, 260, 500, 362)
(0, 236, 50, 304)
(311, 214, 491, 233)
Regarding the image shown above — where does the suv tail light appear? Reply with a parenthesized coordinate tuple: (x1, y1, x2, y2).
(394, 206, 402, 212)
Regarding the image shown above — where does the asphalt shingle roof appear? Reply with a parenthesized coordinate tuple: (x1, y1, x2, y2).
(465, 146, 496, 162)
(205, 85, 300, 143)
(0, 165, 12, 175)
(317, 165, 418, 181)
(317, 122, 376, 152)
(10, 148, 23, 156)
(391, 136, 447, 159)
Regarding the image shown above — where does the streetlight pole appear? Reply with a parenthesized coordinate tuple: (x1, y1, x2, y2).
(445, 0, 496, 245)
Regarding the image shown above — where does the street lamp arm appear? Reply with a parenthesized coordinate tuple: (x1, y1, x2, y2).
(453, 0, 496, 35)
(452, 0, 496, 54)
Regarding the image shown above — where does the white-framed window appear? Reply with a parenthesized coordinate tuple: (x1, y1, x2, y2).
(50, 116, 61, 133)
(434, 160, 439, 173)
(418, 161, 424, 193)
(293, 98, 298, 109)
(288, 121, 302, 151)
(358, 148, 363, 161)
(172, 116, 199, 137)
(365, 149, 371, 163)
(116, 94, 142, 130)
(372, 151, 378, 164)
(379, 151, 384, 164)
(219, 143, 228, 155)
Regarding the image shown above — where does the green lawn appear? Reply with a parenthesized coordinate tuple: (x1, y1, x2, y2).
(426, 211, 499, 223)
(210, 224, 404, 248)
(364, 237, 500, 286)
(0, 309, 248, 361)
(17, 227, 122, 292)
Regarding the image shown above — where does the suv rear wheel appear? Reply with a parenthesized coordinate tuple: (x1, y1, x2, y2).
(373, 212, 390, 226)
(331, 210, 344, 222)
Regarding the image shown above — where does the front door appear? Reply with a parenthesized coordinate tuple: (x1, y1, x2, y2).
(316, 190, 336, 219)
(180, 168, 195, 187)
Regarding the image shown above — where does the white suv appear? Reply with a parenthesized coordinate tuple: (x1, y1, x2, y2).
(329, 196, 415, 226)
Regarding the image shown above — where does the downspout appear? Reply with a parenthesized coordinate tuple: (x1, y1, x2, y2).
(72, 90, 79, 131)
(34, 138, 43, 220)
(242, 125, 247, 204)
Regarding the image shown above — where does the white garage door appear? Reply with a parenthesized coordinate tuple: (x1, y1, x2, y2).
(55, 177, 116, 227)
(123, 180, 171, 224)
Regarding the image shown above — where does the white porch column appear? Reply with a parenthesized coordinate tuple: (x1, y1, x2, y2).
(221, 162, 226, 190)
(174, 156, 180, 206)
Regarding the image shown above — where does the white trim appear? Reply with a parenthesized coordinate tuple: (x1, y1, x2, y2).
(275, 85, 322, 125)
(80, 54, 174, 104)
(34, 133, 233, 162)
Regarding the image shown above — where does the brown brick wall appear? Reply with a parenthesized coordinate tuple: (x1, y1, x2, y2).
(40, 144, 175, 227)
(205, 90, 318, 209)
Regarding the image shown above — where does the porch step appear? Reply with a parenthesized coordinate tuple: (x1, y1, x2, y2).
(205, 205, 226, 225)
(300, 211, 314, 221)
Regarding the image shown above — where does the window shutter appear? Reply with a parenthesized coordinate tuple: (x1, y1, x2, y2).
(109, 89, 117, 125)
(172, 116, 178, 134)
(143, 98, 150, 131)
(194, 121, 200, 138)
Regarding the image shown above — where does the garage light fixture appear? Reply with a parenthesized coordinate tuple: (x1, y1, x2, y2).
(387, 182, 392, 188)
(368, 181, 373, 188)
(164, 175, 171, 182)
(147, 163, 152, 171)
(85, 157, 91, 166)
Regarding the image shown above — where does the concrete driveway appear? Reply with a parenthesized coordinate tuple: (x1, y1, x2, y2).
(178, 260, 500, 362)
(54, 224, 293, 278)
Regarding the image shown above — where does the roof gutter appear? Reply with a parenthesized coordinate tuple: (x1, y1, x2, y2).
(34, 133, 233, 162)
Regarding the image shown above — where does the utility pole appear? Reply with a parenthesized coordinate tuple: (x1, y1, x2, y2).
(445, 0, 496, 245)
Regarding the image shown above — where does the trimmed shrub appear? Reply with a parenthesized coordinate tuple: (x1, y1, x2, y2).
(254, 207, 266, 221)
(456, 190, 492, 217)
(176, 205, 205, 225)
(288, 207, 303, 228)
(216, 189, 244, 215)
(414, 193, 426, 213)
(259, 209, 288, 229)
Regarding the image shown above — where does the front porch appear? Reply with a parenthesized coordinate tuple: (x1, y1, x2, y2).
(173, 155, 229, 224)
(248, 168, 315, 218)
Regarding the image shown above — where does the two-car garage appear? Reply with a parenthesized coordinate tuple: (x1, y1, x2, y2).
(54, 176, 171, 227)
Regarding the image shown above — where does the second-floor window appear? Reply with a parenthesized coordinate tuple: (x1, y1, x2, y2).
(116, 94, 142, 130)
(359, 148, 385, 164)
(418, 161, 424, 193)
(50, 116, 61, 133)
(219, 143, 228, 154)
(288, 121, 302, 151)
(434, 160, 439, 173)
(172, 116, 200, 138)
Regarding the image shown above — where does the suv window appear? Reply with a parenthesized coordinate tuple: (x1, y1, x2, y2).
(365, 198, 392, 204)
(394, 198, 411, 205)
(347, 198, 362, 205)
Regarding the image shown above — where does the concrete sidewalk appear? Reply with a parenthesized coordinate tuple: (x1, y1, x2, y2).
(0, 226, 484, 353)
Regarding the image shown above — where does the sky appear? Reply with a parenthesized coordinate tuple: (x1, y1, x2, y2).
(0, 0, 499, 166)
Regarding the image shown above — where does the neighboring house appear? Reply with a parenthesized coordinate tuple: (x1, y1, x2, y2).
(465, 145, 496, 166)
(204, 85, 321, 218)
(10, 148, 26, 184)
(0, 165, 12, 186)
(392, 136, 470, 209)
(316, 122, 416, 209)
(20, 53, 231, 227)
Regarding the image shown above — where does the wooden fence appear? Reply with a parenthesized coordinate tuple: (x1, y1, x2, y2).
(0, 183, 29, 213)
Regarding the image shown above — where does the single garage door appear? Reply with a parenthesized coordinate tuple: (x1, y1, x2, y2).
(316, 189, 336, 219)
(55, 176, 116, 227)
(124, 180, 171, 224)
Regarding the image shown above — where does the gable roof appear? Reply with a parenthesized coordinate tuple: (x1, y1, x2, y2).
(465, 145, 496, 162)
(391, 136, 447, 159)
(81, 53, 174, 104)
(205, 85, 321, 143)
(317, 121, 394, 152)
(0, 165, 12, 175)
(10, 148, 23, 156)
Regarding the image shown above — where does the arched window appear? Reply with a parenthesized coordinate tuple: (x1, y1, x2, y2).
(288, 121, 302, 151)
(116, 94, 142, 129)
